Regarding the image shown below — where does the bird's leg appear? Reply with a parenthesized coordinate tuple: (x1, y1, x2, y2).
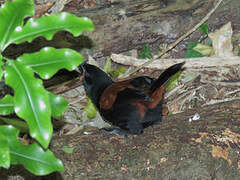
(100, 127, 127, 139)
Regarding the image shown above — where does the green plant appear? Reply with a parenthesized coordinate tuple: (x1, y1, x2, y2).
(0, 0, 94, 175)
(184, 23, 213, 58)
(184, 41, 204, 58)
(199, 23, 209, 35)
(140, 45, 153, 59)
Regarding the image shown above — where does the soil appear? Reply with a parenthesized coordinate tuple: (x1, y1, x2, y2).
(2, 100, 240, 179)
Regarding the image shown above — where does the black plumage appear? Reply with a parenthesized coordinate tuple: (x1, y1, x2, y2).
(80, 62, 185, 134)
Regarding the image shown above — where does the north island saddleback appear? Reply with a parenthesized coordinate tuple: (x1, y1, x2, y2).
(79, 62, 185, 135)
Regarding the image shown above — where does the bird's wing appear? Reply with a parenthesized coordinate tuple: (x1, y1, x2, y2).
(99, 77, 153, 110)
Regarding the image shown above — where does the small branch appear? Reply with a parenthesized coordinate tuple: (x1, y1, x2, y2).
(200, 79, 240, 87)
(123, 0, 223, 77)
(203, 97, 240, 106)
(111, 53, 240, 69)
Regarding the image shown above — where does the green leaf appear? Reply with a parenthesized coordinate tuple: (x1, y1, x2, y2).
(5, 60, 52, 148)
(184, 42, 203, 58)
(189, 42, 200, 49)
(18, 47, 84, 79)
(103, 58, 126, 78)
(62, 146, 75, 154)
(200, 23, 209, 35)
(0, 116, 29, 133)
(9, 12, 94, 46)
(193, 43, 213, 56)
(0, 54, 3, 79)
(140, 45, 153, 59)
(103, 57, 112, 73)
(83, 97, 97, 119)
(108, 67, 126, 78)
(0, 131, 10, 169)
(165, 71, 183, 92)
(0, 125, 64, 175)
(0, 0, 34, 51)
(0, 95, 14, 115)
(48, 92, 68, 118)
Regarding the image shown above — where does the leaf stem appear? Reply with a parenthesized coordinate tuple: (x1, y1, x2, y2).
(0, 116, 29, 132)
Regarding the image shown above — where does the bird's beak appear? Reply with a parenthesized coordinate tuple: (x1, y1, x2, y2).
(78, 62, 87, 80)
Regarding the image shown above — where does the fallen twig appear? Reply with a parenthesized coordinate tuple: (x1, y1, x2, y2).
(203, 97, 240, 106)
(111, 53, 240, 69)
(200, 79, 240, 87)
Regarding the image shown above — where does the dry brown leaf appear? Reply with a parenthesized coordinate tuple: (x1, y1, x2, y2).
(50, 0, 70, 14)
(162, 105, 169, 116)
(84, 0, 97, 8)
(121, 164, 127, 172)
(222, 128, 240, 147)
(192, 132, 208, 143)
(233, 114, 240, 121)
(159, 157, 167, 164)
(209, 22, 234, 57)
(34, 2, 55, 18)
(85, 162, 92, 172)
(211, 145, 232, 166)
(167, 100, 180, 113)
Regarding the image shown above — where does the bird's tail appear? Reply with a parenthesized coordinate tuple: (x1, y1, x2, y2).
(150, 62, 185, 93)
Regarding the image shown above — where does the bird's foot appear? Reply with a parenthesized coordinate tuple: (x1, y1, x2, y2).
(100, 128, 127, 140)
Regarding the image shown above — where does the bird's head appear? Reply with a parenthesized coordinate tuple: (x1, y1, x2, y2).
(79, 63, 113, 108)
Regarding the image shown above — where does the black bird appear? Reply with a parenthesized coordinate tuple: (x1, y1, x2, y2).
(79, 62, 185, 135)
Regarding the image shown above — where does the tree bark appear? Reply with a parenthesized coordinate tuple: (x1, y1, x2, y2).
(66, 0, 215, 57)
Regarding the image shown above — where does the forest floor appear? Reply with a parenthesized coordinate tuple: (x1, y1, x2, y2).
(2, 0, 240, 179)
